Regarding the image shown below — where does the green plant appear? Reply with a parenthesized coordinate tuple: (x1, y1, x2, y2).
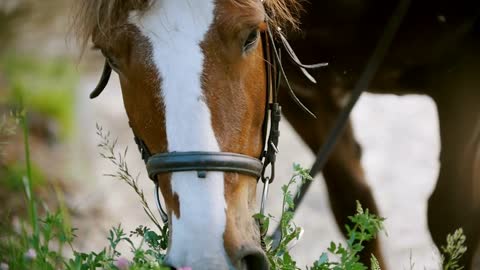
(307, 201, 384, 270)
(256, 164, 386, 270)
(0, 54, 77, 196)
(0, 162, 46, 191)
(254, 164, 312, 270)
(0, 113, 17, 153)
(0, 122, 469, 270)
(0, 113, 47, 192)
(65, 224, 170, 270)
(0, 110, 74, 269)
(95, 124, 165, 232)
(0, 119, 171, 270)
(441, 228, 467, 270)
(20, 109, 40, 249)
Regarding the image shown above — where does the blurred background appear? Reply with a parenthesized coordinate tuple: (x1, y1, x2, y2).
(0, 1, 442, 269)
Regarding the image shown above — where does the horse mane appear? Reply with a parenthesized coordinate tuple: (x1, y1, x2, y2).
(229, 0, 302, 29)
(262, 0, 302, 30)
(73, 0, 301, 52)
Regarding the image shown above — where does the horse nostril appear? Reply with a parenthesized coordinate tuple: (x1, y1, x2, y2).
(237, 250, 269, 270)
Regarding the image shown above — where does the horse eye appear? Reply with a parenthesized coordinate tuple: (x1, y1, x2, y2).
(243, 30, 259, 52)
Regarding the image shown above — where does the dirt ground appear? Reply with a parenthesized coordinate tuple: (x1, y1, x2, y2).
(72, 71, 443, 269)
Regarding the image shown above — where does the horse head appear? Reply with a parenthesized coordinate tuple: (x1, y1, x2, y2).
(75, 0, 301, 269)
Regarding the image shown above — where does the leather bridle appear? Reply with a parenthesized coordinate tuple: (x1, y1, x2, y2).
(90, 0, 414, 254)
(90, 20, 289, 222)
(89, 4, 327, 247)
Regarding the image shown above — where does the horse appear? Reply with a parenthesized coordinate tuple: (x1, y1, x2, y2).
(74, 0, 480, 269)
(279, 0, 480, 268)
(74, 0, 300, 269)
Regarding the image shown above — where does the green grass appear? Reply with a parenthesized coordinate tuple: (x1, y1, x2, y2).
(0, 122, 469, 270)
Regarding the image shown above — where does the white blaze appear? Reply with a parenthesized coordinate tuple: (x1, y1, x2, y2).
(130, 0, 231, 268)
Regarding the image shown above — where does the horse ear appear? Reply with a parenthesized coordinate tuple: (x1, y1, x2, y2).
(90, 60, 112, 99)
(90, 27, 104, 51)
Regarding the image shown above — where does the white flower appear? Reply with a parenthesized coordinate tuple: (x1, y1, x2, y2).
(0, 262, 9, 270)
(24, 248, 37, 261)
(114, 257, 129, 270)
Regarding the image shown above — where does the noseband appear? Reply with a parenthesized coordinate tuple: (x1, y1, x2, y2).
(89, 11, 326, 244)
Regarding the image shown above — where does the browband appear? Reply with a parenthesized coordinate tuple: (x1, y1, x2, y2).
(146, 151, 264, 180)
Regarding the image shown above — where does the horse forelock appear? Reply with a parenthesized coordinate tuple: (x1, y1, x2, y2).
(73, 0, 301, 53)
(73, 0, 152, 53)
(262, 0, 302, 30)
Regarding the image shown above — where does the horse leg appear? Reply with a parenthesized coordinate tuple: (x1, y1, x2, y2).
(279, 85, 386, 268)
(428, 158, 480, 269)
(428, 71, 480, 269)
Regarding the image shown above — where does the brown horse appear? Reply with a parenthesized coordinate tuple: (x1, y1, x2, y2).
(280, 0, 480, 268)
(74, 0, 480, 269)
(75, 0, 300, 269)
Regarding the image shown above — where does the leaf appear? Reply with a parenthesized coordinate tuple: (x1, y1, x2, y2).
(318, 253, 329, 264)
(370, 255, 381, 270)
